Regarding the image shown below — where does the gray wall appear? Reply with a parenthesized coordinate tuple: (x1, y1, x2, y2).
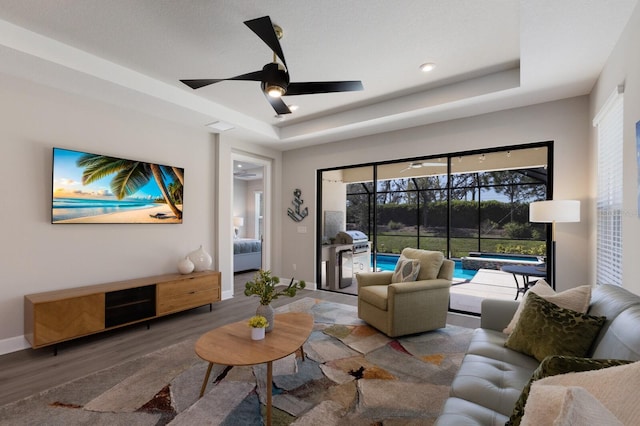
(589, 2, 640, 295)
(281, 97, 591, 291)
(0, 75, 217, 352)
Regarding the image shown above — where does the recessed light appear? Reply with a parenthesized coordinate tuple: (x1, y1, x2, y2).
(419, 62, 436, 73)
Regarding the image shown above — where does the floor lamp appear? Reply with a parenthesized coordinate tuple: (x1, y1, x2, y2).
(529, 200, 580, 289)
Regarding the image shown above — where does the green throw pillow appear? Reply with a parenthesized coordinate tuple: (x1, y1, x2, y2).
(506, 355, 633, 426)
(504, 292, 606, 362)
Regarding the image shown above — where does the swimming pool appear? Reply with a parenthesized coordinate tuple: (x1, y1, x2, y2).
(461, 252, 542, 271)
(373, 254, 477, 281)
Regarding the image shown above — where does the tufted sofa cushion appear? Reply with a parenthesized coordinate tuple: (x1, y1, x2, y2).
(450, 330, 539, 416)
(466, 329, 542, 368)
(437, 396, 510, 425)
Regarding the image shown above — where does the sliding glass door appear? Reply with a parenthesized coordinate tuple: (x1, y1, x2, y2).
(316, 142, 552, 314)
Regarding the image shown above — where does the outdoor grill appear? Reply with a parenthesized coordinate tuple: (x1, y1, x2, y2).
(335, 230, 369, 253)
(335, 231, 371, 288)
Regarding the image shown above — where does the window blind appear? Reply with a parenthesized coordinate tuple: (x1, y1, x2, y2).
(594, 87, 624, 286)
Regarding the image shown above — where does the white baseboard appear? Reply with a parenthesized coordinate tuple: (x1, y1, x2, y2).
(0, 335, 30, 355)
(221, 289, 234, 300)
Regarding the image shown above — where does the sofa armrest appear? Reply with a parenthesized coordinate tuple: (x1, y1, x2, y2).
(356, 271, 393, 288)
(389, 279, 451, 294)
(480, 298, 520, 332)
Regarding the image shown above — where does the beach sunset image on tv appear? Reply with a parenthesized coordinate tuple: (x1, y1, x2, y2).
(52, 148, 184, 224)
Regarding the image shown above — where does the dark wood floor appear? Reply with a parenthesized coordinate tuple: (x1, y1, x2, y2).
(0, 271, 478, 406)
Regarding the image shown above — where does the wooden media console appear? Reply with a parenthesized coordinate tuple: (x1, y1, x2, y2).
(24, 270, 221, 351)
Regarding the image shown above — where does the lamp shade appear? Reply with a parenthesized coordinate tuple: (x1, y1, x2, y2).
(529, 200, 580, 223)
(233, 216, 244, 227)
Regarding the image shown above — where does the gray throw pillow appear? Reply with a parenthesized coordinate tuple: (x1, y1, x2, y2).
(391, 257, 421, 283)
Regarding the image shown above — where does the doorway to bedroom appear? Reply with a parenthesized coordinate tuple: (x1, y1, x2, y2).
(233, 157, 267, 281)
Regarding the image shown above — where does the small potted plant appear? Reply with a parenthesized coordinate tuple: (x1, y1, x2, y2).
(244, 269, 306, 332)
(248, 315, 269, 340)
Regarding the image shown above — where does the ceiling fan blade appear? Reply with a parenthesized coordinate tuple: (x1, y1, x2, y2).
(180, 79, 222, 89)
(244, 16, 287, 69)
(180, 70, 264, 89)
(263, 93, 291, 115)
(285, 81, 364, 95)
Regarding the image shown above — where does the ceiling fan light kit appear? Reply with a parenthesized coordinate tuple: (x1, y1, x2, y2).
(266, 86, 285, 98)
(261, 62, 289, 97)
(179, 15, 363, 115)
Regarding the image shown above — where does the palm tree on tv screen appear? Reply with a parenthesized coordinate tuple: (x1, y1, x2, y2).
(77, 154, 183, 219)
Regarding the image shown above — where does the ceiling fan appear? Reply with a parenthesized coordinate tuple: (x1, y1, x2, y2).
(400, 161, 445, 172)
(180, 16, 364, 115)
(234, 170, 257, 178)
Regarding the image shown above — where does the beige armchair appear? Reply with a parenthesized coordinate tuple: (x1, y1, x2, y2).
(357, 248, 454, 337)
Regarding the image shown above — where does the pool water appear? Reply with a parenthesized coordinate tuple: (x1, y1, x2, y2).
(374, 254, 477, 281)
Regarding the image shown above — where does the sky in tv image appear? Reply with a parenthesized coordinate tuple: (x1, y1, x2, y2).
(52, 148, 184, 224)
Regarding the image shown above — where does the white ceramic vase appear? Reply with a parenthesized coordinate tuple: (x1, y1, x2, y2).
(188, 245, 212, 272)
(177, 256, 195, 274)
(251, 327, 265, 340)
(256, 303, 275, 333)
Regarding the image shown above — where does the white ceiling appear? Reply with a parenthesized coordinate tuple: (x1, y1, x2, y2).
(234, 160, 263, 181)
(0, 1, 636, 150)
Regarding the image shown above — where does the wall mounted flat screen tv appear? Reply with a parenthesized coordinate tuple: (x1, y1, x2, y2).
(52, 148, 184, 224)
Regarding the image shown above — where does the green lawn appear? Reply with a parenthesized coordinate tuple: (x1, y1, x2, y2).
(375, 234, 545, 258)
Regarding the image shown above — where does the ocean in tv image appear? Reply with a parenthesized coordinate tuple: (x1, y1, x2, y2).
(52, 148, 184, 223)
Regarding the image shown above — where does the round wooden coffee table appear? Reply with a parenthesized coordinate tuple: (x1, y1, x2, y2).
(195, 312, 314, 426)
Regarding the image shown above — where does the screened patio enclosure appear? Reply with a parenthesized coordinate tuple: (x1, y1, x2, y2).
(317, 142, 553, 314)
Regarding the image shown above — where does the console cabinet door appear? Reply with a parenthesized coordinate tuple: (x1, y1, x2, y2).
(33, 294, 105, 347)
(157, 275, 219, 315)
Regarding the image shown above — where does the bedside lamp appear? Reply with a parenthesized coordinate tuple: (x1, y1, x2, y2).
(233, 216, 244, 238)
(529, 200, 580, 289)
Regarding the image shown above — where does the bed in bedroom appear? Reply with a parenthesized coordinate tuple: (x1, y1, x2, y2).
(234, 238, 262, 273)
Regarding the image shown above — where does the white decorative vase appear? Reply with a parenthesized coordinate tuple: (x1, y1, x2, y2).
(251, 327, 265, 341)
(256, 304, 275, 333)
(177, 257, 195, 274)
(188, 245, 212, 272)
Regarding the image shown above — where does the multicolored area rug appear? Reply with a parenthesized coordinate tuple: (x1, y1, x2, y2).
(0, 298, 473, 425)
